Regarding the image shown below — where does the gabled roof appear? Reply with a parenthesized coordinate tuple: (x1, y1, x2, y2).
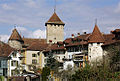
(89, 24, 105, 43)
(9, 28, 23, 41)
(45, 12, 65, 26)
(0, 41, 15, 57)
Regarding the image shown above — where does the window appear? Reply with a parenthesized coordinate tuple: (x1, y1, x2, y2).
(32, 59, 37, 64)
(13, 52, 16, 58)
(11, 70, 15, 76)
(32, 54, 37, 57)
(11, 61, 18, 66)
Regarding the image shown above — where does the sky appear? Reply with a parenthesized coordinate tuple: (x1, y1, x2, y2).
(0, 0, 120, 42)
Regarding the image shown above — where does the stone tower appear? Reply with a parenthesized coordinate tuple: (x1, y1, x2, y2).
(88, 24, 105, 63)
(8, 28, 24, 50)
(45, 12, 65, 44)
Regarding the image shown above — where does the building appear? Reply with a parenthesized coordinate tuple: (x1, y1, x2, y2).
(45, 12, 65, 44)
(7, 10, 120, 72)
(0, 41, 23, 78)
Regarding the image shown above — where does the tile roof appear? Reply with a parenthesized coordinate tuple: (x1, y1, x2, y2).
(45, 12, 65, 26)
(23, 38, 46, 46)
(9, 28, 23, 41)
(27, 42, 48, 51)
(89, 24, 105, 43)
(0, 41, 15, 57)
(102, 34, 116, 46)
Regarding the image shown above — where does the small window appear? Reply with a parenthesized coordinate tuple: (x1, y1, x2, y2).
(32, 59, 37, 64)
(32, 54, 37, 57)
(11, 60, 18, 66)
(13, 52, 16, 58)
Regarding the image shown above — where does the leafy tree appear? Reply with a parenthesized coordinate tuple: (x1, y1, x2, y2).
(45, 51, 61, 72)
(41, 67, 50, 81)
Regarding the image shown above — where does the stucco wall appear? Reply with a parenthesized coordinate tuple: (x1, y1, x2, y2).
(88, 43, 103, 63)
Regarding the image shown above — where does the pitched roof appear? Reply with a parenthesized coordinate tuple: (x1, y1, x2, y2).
(23, 38, 46, 46)
(0, 41, 15, 57)
(45, 12, 65, 26)
(9, 28, 23, 41)
(89, 24, 105, 43)
(27, 42, 48, 51)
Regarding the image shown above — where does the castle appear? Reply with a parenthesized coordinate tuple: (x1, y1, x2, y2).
(0, 11, 120, 77)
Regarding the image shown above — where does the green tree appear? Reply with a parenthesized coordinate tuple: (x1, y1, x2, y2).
(41, 67, 50, 81)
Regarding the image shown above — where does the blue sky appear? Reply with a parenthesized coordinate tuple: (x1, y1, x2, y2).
(0, 0, 120, 42)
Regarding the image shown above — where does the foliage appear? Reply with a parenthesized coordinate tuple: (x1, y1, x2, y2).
(0, 76, 4, 81)
(45, 51, 61, 72)
(41, 67, 50, 81)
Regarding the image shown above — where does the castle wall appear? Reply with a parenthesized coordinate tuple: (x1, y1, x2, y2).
(46, 24, 64, 43)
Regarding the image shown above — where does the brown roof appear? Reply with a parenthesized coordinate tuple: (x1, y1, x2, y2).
(9, 28, 23, 41)
(66, 41, 88, 47)
(0, 41, 15, 57)
(89, 24, 105, 43)
(23, 38, 46, 46)
(45, 12, 65, 26)
(103, 34, 115, 46)
(27, 42, 48, 51)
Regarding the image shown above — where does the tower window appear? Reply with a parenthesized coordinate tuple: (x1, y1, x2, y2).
(54, 37, 56, 40)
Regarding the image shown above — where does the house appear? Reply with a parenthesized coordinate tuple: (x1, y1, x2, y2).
(0, 41, 23, 77)
(24, 42, 48, 72)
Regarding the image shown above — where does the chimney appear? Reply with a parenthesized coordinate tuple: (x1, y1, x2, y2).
(71, 34, 74, 38)
(77, 33, 80, 36)
(49, 40, 52, 46)
(84, 32, 86, 34)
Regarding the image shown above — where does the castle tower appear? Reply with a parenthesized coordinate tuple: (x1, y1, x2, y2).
(8, 28, 24, 50)
(88, 24, 105, 63)
(45, 12, 65, 44)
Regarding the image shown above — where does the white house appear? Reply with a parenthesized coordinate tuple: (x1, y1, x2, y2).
(8, 51, 23, 76)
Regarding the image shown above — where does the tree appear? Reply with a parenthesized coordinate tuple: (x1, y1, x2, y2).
(45, 51, 61, 72)
(41, 67, 50, 81)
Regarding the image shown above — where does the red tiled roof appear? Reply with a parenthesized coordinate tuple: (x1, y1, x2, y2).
(102, 34, 115, 46)
(77, 34, 91, 40)
(9, 28, 23, 41)
(89, 24, 105, 43)
(45, 12, 65, 26)
(23, 38, 46, 46)
(64, 38, 72, 44)
(27, 42, 48, 51)
(0, 41, 15, 57)
(66, 41, 88, 47)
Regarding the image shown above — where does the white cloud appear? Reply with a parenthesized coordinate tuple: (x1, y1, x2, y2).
(1, 4, 14, 10)
(15, 27, 46, 39)
(0, 35, 9, 43)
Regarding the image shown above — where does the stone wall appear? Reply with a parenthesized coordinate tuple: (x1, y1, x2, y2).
(46, 24, 64, 43)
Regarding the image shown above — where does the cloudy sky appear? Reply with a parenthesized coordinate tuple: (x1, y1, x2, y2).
(0, 0, 120, 42)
